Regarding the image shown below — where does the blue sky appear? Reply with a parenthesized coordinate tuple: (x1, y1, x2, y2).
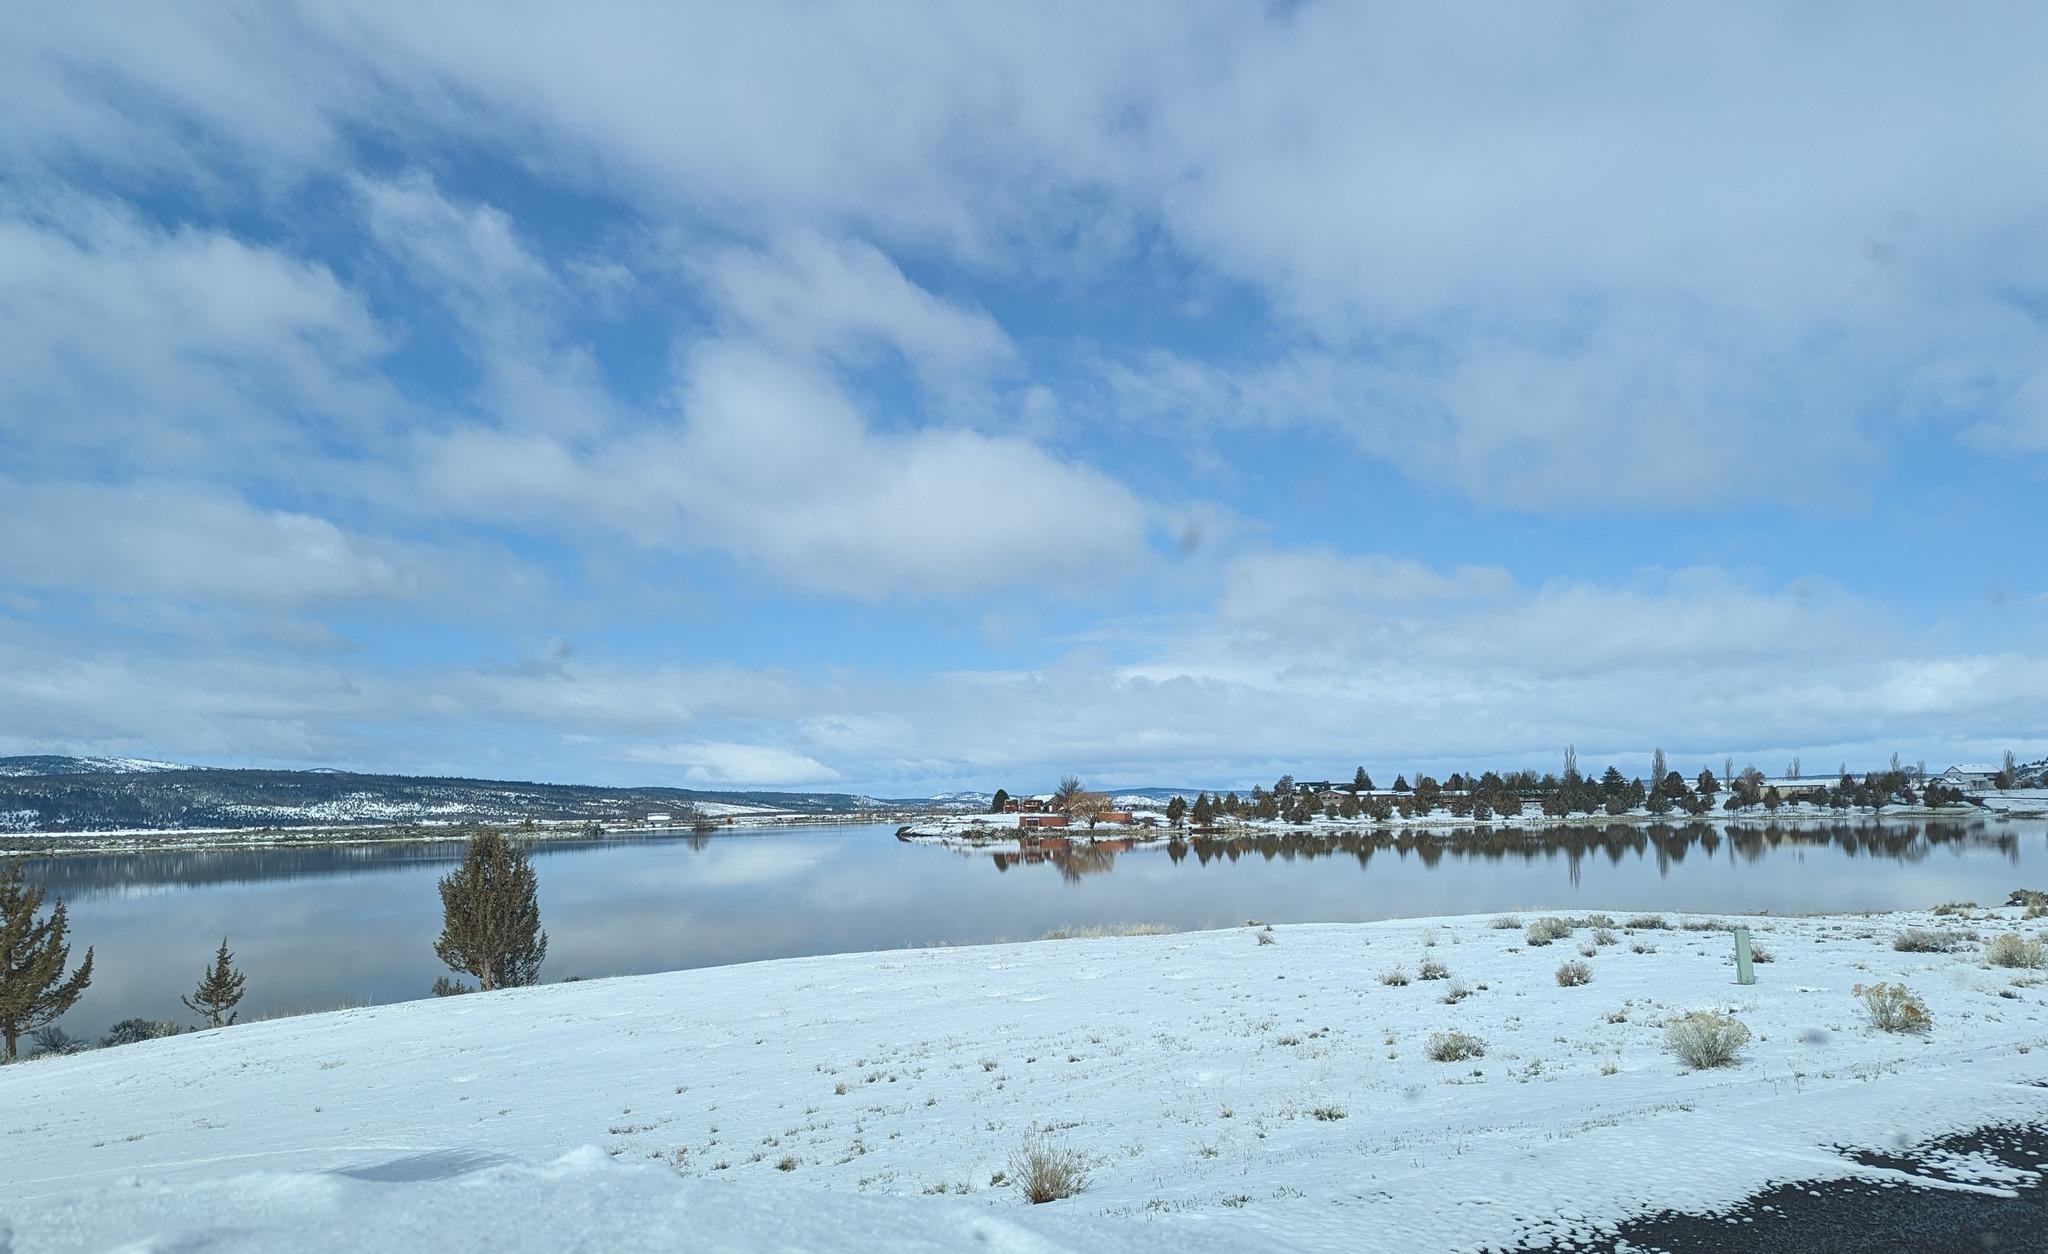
(2, 3, 2045, 793)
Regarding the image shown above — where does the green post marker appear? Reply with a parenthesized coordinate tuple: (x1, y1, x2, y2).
(1733, 925, 1755, 985)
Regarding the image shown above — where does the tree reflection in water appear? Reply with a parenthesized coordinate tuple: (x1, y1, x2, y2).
(982, 819, 2016, 886)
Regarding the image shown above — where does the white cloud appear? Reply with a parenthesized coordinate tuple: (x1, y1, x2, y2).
(0, 478, 547, 627)
(694, 233, 1016, 389)
(14, 4, 2030, 500)
(4, 550, 2042, 789)
(345, 176, 1159, 599)
(622, 741, 842, 788)
(0, 194, 389, 471)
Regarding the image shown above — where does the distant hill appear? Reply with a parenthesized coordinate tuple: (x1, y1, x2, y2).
(0, 755, 188, 777)
(0, 758, 911, 833)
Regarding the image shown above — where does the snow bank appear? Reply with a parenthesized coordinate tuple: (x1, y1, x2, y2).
(5, 910, 2047, 1252)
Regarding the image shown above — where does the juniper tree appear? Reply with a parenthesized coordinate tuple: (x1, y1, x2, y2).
(989, 789, 1010, 814)
(433, 832, 548, 992)
(0, 861, 94, 1061)
(182, 937, 247, 1028)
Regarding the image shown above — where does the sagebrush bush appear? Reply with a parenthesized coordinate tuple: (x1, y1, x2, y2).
(1663, 1011, 1750, 1069)
(1625, 914, 1670, 930)
(1854, 982, 1931, 1033)
(1439, 981, 1470, 1005)
(1491, 914, 1523, 929)
(1426, 1031, 1485, 1062)
(1893, 928, 1963, 953)
(1986, 933, 2045, 969)
(1417, 956, 1450, 981)
(1525, 916, 1573, 947)
(1009, 1135, 1090, 1204)
(1593, 928, 1617, 946)
(1379, 967, 1410, 987)
(1555, 959, 1593, 986)
(1747, 941, 1773, 964)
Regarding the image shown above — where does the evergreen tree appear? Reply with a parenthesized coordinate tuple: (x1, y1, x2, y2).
(1191, 792, 1213, 826)
(1165, 795, 1188, 826)
(989, 789, 1010, 814)
(1223, 791, 1241, 816)
(1392, 774, 1410, 792)
(433, 832, 548, 993)
(0, 861, 94, 1061)
(1599, 765, 1628, 798)
(182, 937, 247, 1028)
(1353, 766, 1372, 792)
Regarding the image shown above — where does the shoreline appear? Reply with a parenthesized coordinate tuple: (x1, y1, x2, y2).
(0, 809, 922, 859)
(896, 802, 2020, 850)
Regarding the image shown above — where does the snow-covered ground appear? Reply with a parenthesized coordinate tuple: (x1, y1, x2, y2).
(5, 909, 2048, 1252)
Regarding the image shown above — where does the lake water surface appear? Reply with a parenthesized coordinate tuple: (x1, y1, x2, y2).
(23, 816, 2047, 1030)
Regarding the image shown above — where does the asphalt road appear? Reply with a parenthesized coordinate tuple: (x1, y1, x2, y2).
(1536, 1120, 2048, 1253)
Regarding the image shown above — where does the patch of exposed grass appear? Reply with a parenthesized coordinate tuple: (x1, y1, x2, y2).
(1043, 923, 1176, 940)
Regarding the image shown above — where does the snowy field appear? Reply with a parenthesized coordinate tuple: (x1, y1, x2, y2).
(4, 908, 2048, 1252)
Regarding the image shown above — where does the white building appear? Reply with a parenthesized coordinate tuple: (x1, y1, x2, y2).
(1939, 765, 1999, 790)
(645, 812, 673, 827)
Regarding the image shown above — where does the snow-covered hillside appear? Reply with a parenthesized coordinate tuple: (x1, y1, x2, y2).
(5, 910, 2047, 1252)
(0, 755, 187, 777)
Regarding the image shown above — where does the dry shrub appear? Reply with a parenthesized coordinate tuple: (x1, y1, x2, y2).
(1555, 959, 1593, 987)
(1417, 956, 1450, 981)
(1625, 914, 1670, 930)
(1663, 1011, 1750, 1069)
(1854, 982, 1931, 1033)
(1379, 967, 1410, 987)
(1009, 1134, 1090, 1204)
(1893, 928, 1963, 953)
(1426, 1031, 1485, 1062)
(1490, 914, 1524, 929)
(1525, 917, 1573, 947)
(1985, 933, 2045, 969)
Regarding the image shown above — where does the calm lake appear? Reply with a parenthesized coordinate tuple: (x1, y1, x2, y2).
(24, 816, 2048, 1029)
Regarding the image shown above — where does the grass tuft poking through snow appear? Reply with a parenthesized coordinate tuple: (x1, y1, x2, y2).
(1417, 956, 1450, 981)
(1555, 960, 1593, 987)
(1010, 1134, 1090, 1204)
(1663, 1011, 1750, 1069)
(1426, 1031, 1486, 1062)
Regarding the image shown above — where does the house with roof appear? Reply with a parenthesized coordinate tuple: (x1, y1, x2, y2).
(1940, 764, 2001, 790)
